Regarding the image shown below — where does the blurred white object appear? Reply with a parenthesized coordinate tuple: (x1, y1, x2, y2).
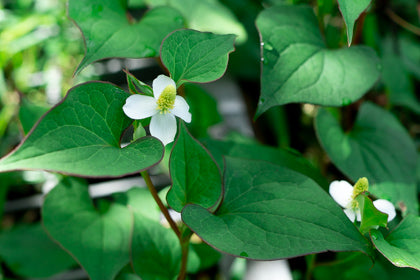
(244, 260, 293, 280)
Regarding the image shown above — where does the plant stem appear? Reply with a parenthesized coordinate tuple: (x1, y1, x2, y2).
(305, 254, 316, 280)
(140, 170, 181, 238)
(177, 226, 193, 280)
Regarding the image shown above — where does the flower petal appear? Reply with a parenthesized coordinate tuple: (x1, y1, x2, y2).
(150, 113, 177, 146)
(373, 199, 396, 222)
(172, 96, 191, 123)
(123, 95, 157, 120)
(152, 75, 176, 99)
(329, 180, 354, 208)
(344, 208, 356, 222)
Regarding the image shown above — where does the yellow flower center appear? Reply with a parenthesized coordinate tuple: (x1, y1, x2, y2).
(351, 177, 369, 199)
(156, 85, 176, 114)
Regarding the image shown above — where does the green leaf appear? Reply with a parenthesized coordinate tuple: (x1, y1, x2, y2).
(42, 177, 132, 280)
(381, 36, 420, 114)
(356, 194, 388, 235)
(184, 84, 222, 138)
(255, 5, 380, 117)
(337, 0, 372, 45)
(68, 0, 184, 74)
(315, 102, 418, 214)
(0, 82, 164, 177)
(167, 123, 222, 212)
(0, 224, 76, 278)
(131, 213, 181, 280)
(182, 157, 370, 260)
(18, 99, 49, 135)
(202, 139, 329, 188)
(161, 29, 236, 85)
(371, 215, 420, 270)
(125, 70, 153, 97)
(155, 0, 247, 44)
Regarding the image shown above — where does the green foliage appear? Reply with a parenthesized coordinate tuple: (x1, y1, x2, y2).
(167, 123, 222, 212)
(256, 5, 380, 116)
(0, 224, 76, 278)
(182, 157, 370, 260)
(161, 29, 236, 85)
(337, 0, 372, 45)
(69, 0, 184, 74)
(42, 177, 132, 280)
(315, 103, 418, 215)
(356, 194, 388, 235)
(372, 215, 420, 271)
(0, 82, 164, 177)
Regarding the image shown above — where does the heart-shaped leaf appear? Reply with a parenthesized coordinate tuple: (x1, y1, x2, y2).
(69, 0, 184, 74)
(182, 157, 370, 260)
(42, 177, 132, 280)
(337, 0, 372, 45)
(371, 215, 420, 270)
(0, 82, 164, 177)
(255, 5, 380, 117)
(167, 123, 222, 212)
(315, 102, 418, 214)
(161, 29, 236, 85)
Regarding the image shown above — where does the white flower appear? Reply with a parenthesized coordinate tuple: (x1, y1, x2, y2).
(329, 180, 396, 222)
(122, 75, 191, 145)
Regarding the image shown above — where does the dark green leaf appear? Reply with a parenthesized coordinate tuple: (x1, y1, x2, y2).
(68, 0, 184, 74)
(42, 177, 132, 280)
(161, 29, 236, 85)
(182, 157, 370, 260)
(0, 224, 76, 278)
(125, 70, 153, 97)
(202, 139, 328, 188)
(315, 102, 418, 214)
(0, 82, 164, 177)
(371, 215, 420, 270)
(256, 5, 380, 116)
(167, 123, 222, 212)
(18, 99, 50, 135)
(131, 213, 180, 280)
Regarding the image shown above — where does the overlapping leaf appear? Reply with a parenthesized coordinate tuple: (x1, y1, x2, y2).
(315, 102, 418, 214)
(161, 29, 236, 85)
(337, 0, 372, 45)
(256, 5, 380, 116)
(42, 177, 132, 280)
(0, 82, 164, 177)
(167, 123, 222, 212)
(372, 215, 420, 270)
(182, 157, 370, 260)
(69, 0, 184, 74)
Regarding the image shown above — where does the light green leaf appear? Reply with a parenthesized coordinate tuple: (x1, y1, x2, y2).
(256, 5, 380, 117)
(42, 177, 132, 280)
(131, 213, 181, 280)
(182, 157, 370, 260)
(202, 139, 328, 188)
(337, 0, 372, 45)
(0, 224, 76, 278)
(68, 0, 184, 74)
(155, 0, 247, 44)
(356, 194, 388, 235)
(315, 102, 418, 214)
(0, 82, 164, 177)
(161, 29, 236, 85)
(371, 215, 420, 270)
(167, 123, 222, 212)
(18, 99, 49, 135)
